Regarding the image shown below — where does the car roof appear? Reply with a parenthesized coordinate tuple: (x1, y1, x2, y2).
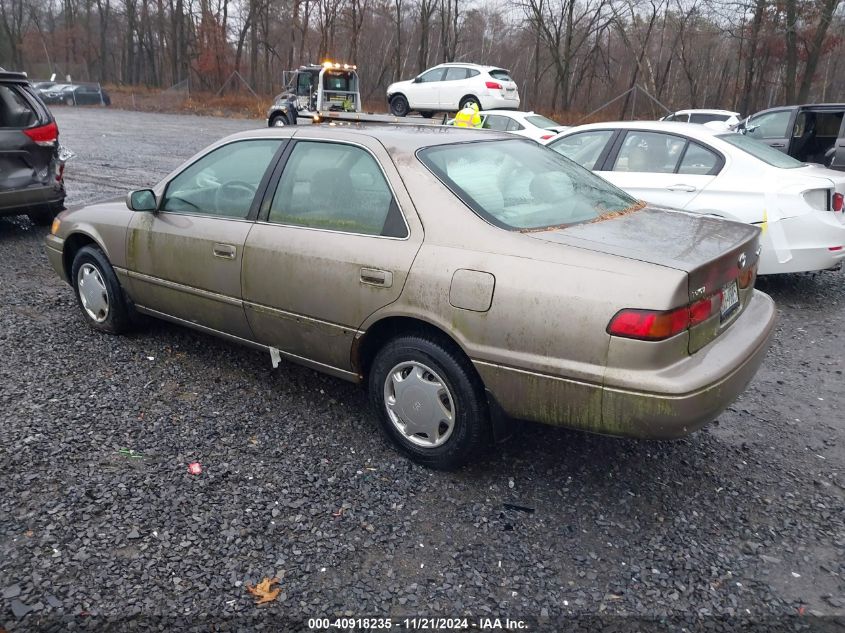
(435, 63, 506, 71)
(558, 120, 728, 141)
(752, 103, 845, 115)
(673, 109, 739, 116)
(224, 124, 513, 151)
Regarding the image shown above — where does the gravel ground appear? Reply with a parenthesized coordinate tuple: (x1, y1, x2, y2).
(1, 108, 844, 631)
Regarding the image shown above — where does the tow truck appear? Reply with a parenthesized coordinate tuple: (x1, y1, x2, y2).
(267, 61, 444, 126)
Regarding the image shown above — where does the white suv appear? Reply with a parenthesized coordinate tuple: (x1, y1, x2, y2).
(386, 63, 520, 117)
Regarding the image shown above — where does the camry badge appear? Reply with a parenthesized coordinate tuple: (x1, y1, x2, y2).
(738, 252, 747, 269)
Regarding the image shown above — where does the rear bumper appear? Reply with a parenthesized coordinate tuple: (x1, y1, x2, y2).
(0, 184, 65, 217)
(758, 212, 845, 274)
(479, 94, 520, 110)
(474, 290, 777, 439)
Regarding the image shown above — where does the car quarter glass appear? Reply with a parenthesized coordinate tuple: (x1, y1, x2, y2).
(547, 130, 615, 169)
(162, 139, 282, 218)
(267, 141, 407, 238)
(677, 142, 721, 175)
(418, 138, 638, 230)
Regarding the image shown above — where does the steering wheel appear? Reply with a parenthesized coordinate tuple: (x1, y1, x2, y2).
(214, 180, 257, 214)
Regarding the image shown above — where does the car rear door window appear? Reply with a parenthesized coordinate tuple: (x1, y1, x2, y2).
(677, 142, 720, 175)
(506, 119, 524, 132)
(0, 85, 38, 128)
(483, 115, 510, 131)
(443, 67, 468, 81)
(613, 131, 686, 173)
(267, 141, 407, 238)
(162, 139, 282, 218)
(547, 130, 615, 170)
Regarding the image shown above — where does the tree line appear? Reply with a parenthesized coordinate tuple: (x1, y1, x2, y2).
(1, 0, 843, 117)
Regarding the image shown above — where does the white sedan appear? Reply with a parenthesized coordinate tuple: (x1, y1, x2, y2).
(544, 121, 845, 275)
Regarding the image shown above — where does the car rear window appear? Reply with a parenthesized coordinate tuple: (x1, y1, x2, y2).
(489, 69, 513, 82)
(525, 115, 561, 130)
(0, 85, 38, 128)
(717, 133, 804, 168)
(689, 113, 730, 124)
(418, 139, 639, 231)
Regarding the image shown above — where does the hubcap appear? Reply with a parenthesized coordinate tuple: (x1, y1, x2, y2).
(77, 263, 110, 323)
(383, 361, 456, 448)
(273, 117, 286, 127)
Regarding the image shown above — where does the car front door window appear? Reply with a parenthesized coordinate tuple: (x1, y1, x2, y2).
(747, 111, 791, 139)
(162, 140, 282, 218)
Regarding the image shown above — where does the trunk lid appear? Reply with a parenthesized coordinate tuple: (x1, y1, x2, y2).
(526, 207, 761, 352)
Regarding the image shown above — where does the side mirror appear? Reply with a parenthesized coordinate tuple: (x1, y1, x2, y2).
(413, 75, 422, 83)
(127, 189, 157, 211)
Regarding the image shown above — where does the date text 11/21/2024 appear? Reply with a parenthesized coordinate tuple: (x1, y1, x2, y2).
(307, 617, 529, 630)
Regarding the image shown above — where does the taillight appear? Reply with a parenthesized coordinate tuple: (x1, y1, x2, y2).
(608, 293, 722, 341)
(834, 192, 844, 212)
(540, 134, 554, 140)
(607, 307, 690, 341)
(485, 81, 502, 90)
(23, 121, 59, 146)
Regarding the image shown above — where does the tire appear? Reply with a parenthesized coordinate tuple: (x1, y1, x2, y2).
(368, 334, 490, 469)
(269, 114, 287, 127)
(389, 95, 410, 117)
(65, 96, 74, 106)
(28, 204, 61, 226)
(459, 96, 480, 111)
(71, 245, 133, 334)
(420, 111, 435, 119)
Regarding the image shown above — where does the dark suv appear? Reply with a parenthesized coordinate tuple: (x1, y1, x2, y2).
(0, 71, 66, 224)
(736, 103, 845, 171)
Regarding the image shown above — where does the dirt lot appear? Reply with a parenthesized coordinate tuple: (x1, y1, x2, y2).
(1, 108, 844, 631)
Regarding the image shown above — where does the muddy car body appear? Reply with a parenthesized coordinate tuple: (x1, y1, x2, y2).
(45, 125, 776, 468)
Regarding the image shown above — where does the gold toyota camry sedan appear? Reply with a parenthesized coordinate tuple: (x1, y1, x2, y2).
(45, 125, 776, 469)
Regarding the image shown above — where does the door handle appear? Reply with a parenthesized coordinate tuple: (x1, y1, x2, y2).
(770, 143, 786, 148)
(666, 184, 697, 193)
(212, 243, 237, 259)
(360, 268, 393, 288)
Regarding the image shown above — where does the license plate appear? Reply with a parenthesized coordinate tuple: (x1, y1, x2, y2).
(721, 281, 739, 319)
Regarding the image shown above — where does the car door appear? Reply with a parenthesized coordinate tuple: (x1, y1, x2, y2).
(125, 138, 285, 339)
(596, 130, 722, 210)
(241, 138, 423, 376)
(744, 109, 794, 152)
(439, 67, 469, 110)
(834, 116, 845, 171)
(409, 67, 446, 109)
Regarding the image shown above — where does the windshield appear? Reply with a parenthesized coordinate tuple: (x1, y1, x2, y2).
(717, 133, 804, 169)
(417, 139, 640, 231)
(525, 115, 561, 130)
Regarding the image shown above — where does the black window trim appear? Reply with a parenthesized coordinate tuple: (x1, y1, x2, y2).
(157, 137, 289, 221)
(597, 129, 725, 176)
(255, 137, 411, 241)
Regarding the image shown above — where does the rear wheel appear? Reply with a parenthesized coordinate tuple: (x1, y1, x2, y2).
(71, 245, 132, 334)
(390, 95, 410, 117)
(28, 203, 61, 226)
(420, 111, 435, 119)
(368, 335, 490, 469)
(459, 96, 480, 111)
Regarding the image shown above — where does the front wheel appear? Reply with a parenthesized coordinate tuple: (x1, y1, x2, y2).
(65, 96, 74, 106)
(269, 114, 287, 127)
(389, 95, 410, 117)
(420, 111, 435, 119)
(71, 245, 133, 334)
(368, 335, 490, 469)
